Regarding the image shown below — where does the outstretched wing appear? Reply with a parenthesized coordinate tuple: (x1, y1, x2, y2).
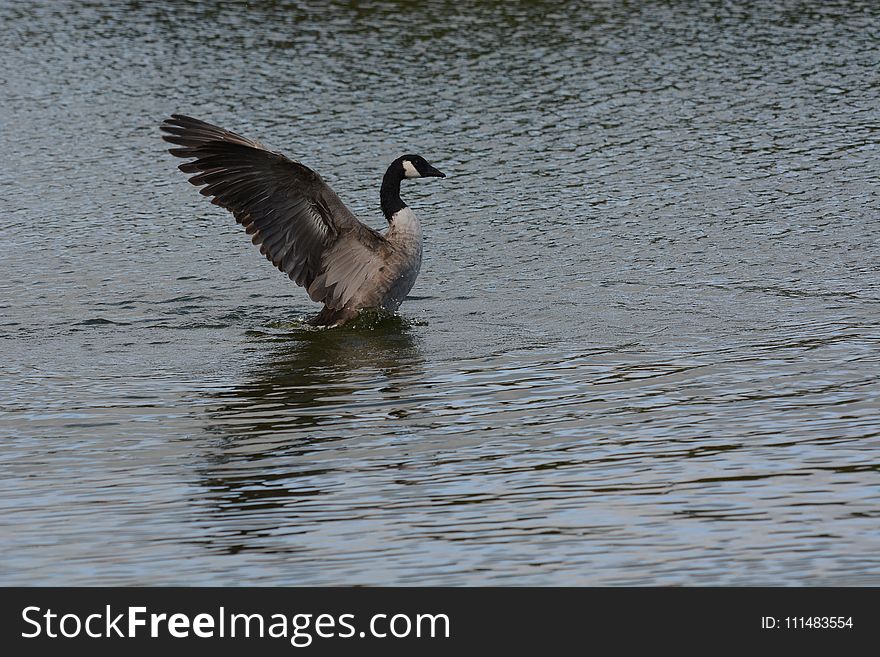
(161, 114, 387, 310)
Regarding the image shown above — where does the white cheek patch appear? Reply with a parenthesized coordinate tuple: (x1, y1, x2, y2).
(402, 160, 420, 178)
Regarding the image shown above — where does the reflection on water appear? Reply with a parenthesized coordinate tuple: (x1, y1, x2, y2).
(197, 325, 423, 556)
(1, 0, 879, 584)
(207, 320, 423, 438)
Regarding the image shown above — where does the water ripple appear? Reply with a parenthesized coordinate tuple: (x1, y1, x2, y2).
(1, 0, 878, 585)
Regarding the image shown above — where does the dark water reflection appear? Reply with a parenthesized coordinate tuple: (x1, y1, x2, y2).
(1, 0, 879, 584)
(206, 323, 423, 438)
(195, 325, 426, 560)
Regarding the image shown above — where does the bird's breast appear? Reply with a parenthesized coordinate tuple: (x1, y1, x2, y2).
(388, 207, 423, 243)
(381, 208, 423, 309)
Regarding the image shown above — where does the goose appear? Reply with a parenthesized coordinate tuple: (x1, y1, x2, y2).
(160, 114, 445, 327)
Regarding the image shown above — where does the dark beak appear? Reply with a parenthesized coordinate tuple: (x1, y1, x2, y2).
(425, 165, 446, 178)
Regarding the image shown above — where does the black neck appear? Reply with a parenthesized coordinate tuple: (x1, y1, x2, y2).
(380, 165, 406, 223)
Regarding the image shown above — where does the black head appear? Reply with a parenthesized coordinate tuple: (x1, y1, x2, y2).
(380, 154, 445, 221)
(397, 154, 445, 179)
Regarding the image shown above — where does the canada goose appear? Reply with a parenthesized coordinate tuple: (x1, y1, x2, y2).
(160, 114, 445, 327)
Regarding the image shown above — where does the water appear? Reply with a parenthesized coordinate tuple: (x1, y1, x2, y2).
(1, 0, 879, 585)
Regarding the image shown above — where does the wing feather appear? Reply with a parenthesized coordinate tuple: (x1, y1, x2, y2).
(161, 114, 387, 308)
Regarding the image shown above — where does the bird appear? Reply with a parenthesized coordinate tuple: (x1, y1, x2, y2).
(160, 114, 445, 327)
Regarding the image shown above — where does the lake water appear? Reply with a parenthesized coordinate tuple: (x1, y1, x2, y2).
(1, 0, 879, 585)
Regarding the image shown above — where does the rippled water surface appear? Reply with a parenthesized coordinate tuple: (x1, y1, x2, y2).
(2, 0, 879, 585)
